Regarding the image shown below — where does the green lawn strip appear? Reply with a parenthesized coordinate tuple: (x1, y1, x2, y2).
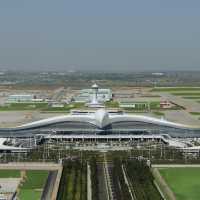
(190, 112, 200, 115)
(0, 102, 87, 111)
(105, 100, 119, 108)
(0, 102, 48, 111)
(183, 96, 200, 99)
(0, 170, 20, 178)
(74, 166, 81, 200)
(150, 101, 160, 109)
(21, 170, 49, 189)
(159, 168, 200, 200)
(153, 111, 165, 116)
(81, 163, 87, 200)
(151, 87, 200, 92)
(66, 167, 75, 200)
(42, 106, 71, 111)
(171, 92, 200, 96)
(18, 189, 42, 200)
(40, 110, 70, 113)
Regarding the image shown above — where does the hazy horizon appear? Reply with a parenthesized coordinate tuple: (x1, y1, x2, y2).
(0, 0, 200, 71)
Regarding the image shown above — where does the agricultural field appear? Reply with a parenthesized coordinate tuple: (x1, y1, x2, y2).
(159, 167, 200, 200)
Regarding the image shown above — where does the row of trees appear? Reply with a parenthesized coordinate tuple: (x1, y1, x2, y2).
(111, 157, 132, 200)
(90, 156, 99, 200)
(57, 159, 87, 200)
(125, 159, 162, 200)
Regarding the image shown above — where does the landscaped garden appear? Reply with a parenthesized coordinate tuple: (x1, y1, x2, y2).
(18, 170, 49, 200)
(0, 169, 49, 200)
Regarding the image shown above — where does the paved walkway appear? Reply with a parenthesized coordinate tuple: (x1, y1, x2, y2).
(152, 168, 176, 200)
(0, 162, 61, 170)
(87, 163, 92, 200)
(121, 164, 135, 200)
(103, 154, 114, 200)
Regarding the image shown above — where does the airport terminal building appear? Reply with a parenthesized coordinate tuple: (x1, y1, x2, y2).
(0, 109, 200, 140)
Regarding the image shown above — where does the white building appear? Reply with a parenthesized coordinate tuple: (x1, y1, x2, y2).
(7, 94, 34, 103)
(7, 94, 43, 103)
(74, 88, 112, 103)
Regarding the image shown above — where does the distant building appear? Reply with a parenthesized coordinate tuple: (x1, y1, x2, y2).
(152, 72, 164, 76)
(50, 102, 65, 108)
(119, 101, 149, 109)
(7, 94, 43, 103)
(160, 101, 172, 109)
(74, 87, 112, 103)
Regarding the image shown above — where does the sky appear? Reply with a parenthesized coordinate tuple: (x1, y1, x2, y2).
(0, 0, 200, 71)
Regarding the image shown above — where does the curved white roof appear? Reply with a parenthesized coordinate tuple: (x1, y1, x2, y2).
(17, 109, 199, 130)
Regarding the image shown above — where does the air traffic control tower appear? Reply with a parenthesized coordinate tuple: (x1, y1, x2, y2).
(86, 83, 105, 108)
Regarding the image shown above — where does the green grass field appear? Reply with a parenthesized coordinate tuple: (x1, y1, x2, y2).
(153, 111, 165, 116)
(19, 170, 49, 200)
(183, 96, 200, 99)
(190, 112, 200, 115)
(0, 170, 20, 178)
(159, 168, 200, 200)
